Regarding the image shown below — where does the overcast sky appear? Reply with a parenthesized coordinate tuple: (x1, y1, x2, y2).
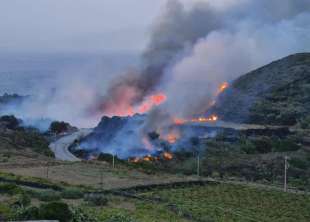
(0, 0, 169, 54)
(0, 0, 242, 54)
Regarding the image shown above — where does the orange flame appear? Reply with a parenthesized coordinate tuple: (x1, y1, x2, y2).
(103, 92, 167, 117)
(216, 82, 229, 96)
(166, 132, 180, 144)
(128, 152, 172, 163)
(173, 118, 186, 125)
(173, 114, 218, 125)
(137, 93, 167, 114)
(163, 152, 173, 160)
(191, 114, 218, 123)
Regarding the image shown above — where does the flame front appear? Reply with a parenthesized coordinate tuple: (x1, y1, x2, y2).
(163, 152, 173, 160)
(102, 92, 167, 117)
(138, 93, 167, 114)
(161, 130, 180, 144)
(191, 114, 218, 123)
(173, 114, 218, 125)
(217, 82, 229, 95)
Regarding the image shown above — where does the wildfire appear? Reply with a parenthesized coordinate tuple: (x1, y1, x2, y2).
(173, 118, 187, 125)
(128, 152, 173, 163)
(191, 114, 218, 123)
(173, 114, 219, 125)
(102, 92, 167, 117)
(217, 82, 229, 95)
(137, 93, 167, 113)
(162, 130, 180, 144)
(163, 152, 173, 160)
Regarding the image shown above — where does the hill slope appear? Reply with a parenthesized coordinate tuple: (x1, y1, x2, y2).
(213, 53, 310, 125)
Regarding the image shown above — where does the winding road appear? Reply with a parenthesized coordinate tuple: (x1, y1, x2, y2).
(49, 129, 92, 161)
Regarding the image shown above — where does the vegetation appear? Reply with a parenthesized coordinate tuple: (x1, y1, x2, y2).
(0, 115, 21, 130)
(140, 184, 310, 222)
(30, 190, 62, 202)
(49, 121, 76, 134)
(61, 188, 84, 199)
(84, 194, 108, 206)
(39, 202, 73, 222)
(214, 53, 310, 125)
(0, 125, 54, 157)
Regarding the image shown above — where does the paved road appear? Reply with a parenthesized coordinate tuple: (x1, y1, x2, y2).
(49, 129, 92, 161)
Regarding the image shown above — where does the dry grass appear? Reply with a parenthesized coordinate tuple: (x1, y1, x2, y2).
(1, 161, 196, 190)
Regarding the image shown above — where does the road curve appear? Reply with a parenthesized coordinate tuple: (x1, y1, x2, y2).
(49, 129, 92, 161)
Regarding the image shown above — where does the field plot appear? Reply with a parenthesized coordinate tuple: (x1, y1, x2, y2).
(0, 161, 197, 190)
(137, 184, 310, 222)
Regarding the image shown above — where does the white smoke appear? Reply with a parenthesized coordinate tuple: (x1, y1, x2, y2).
(0, 55, 138, 129)
(159, 0, 310, 118)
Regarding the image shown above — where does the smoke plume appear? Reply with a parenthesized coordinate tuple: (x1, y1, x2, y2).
(96, 0, 310, 122)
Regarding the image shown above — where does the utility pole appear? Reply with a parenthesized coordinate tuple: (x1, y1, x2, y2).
(46, 162, 49, 179)
(112, 155, 115, 169)
(284, 156, 289, 192)
(99, 164, 103, 191)
(197, 154, 200, 177)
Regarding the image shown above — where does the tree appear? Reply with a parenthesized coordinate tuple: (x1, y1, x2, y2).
(0, 115, 21, 130)
(49, 121, 70, 134)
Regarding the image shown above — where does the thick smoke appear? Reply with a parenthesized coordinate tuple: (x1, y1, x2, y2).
(96, 0, 223, 116)
(97, 0, 310, 121)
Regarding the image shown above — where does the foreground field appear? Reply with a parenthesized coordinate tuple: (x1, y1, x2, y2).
(0, 142, 309, 221)
(138, 184, 310, 222)
(1, 168, 309, 222)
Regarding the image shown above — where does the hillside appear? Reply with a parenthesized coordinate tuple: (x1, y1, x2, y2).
(213, 53, 310, 126)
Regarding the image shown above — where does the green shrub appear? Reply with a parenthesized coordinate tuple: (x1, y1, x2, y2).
(272, 139, 301, 152)
(84, 194, 108, 206)
(239, 139, 256, 154)
(253, 137, 273, 153)
(71, 206, 98, 222)
(0, 183, 23, 195)
(0, 203, 13, 221)
(61, 188, 84, 199)
(39, 202, 73, 222)
(10, 193, 31, 207)
(289, 158, 309, 170)
(34, 190, 61, 202)
(104, 213, 136, 222)
(299, 116, 310, 129)
(14, 206, 40, 221)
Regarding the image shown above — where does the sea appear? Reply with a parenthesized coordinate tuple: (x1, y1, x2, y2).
(0, 52, 139, 95)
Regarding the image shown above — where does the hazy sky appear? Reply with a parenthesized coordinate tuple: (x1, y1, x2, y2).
(0, 0, 169, 54)
(0, 0, 241, 54)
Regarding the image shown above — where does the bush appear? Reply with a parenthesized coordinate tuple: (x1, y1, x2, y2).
(39, 202, 73, 222)
(289, 158, 309, 170)
(71, 206, 98, 222)
(61, 188, 84, 199)
(0, 115, 20, 129)
(104, 213, 136, 222)
(49, 121, 71, 134)
(84, 194, 108, 206)
(253, 137, 273, 153)
(34, 190, 61, 202)
(0, 204, 13, 221)
(239, 139, 256, 154)
(299, 116, 310, 129)
(0, 183, 23, 195)
(14, 206, 40, 221)
(10, 193, 31, 208)
(272, 139, 301, 152)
